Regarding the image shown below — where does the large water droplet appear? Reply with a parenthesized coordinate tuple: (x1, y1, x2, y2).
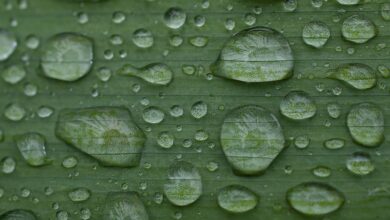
(302, 21, 330, 48)
(347, 103, 384, 147)
(41, 33, 93, 81)
(346, 152, 374, 176)
(212, 27, 294, 83)
(56, 107, 146, 167)
(14, 132, 50, 167)
(280, 91, 316, 120)
(287, 182, 345, 216)
(103, 192, 149, 220)
(328, 63, 376, 90)
(164, 161, 202, 206)
(118, 63, 173, 86)
(0, 29, 17, 61)
(220, 105, 285, 175)
(342, 15, 377, 44)
(217, 185, 258, 213)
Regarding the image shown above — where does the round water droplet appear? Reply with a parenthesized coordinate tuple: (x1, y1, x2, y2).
(41, 33, 94, 81)
(164, 161, 202, 206)
(346, 152, 374, 176)
(24, 83, 38, 97)
(164, 7, 186, 29)
(337, 0, 360, 5)
(62, 156, 78, 169)
(193, 15, 206, 27)
(280, 91, 316, 120)
(191, 101, 207, 119)
(221, 105, 285, 175)
(15, 132, 50, 167)
(1, 65, 26, 85)
(170, 105, 184, 117)
(342, 15, 376, 44)
(212, 27, 294, 83)
(287, 182, 345, 216)
(25, 34, 40, 49)
(103, 192, 149, 220)
(327, 102, 342, 119)
(68, 188, 91, 202)
(302, 21, 330, 48)
(143, 107, 165, 124)
(132, 28, 154, 48)
(224, 18, 235, 31)
(112, 11, 126, 24)
(4, 103, 26, 121)
(194, 130, 208, 141)
(157, 131, 174, 149)
(283, 0, 298, 12)
(56, 211, 69, 220)
(294, 135, 310, 149)
(217, 185, 258, 213)
(169, 35, 183, 47)
(347, 103, 384, 147)
(324, 138, 345, 150)
(1, 157, 16, 174)
(328, 63, 376, 90)
(96, 67, 112, 82)
(0, 29, 17, 61)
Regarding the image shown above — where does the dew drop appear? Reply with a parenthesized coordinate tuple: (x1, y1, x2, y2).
(346, 152, 375, 176)
(143, 106, 165, 124)
(280, 91, 316, 120)
(217, 185, 258, 213)
(342, 15, 377, 44)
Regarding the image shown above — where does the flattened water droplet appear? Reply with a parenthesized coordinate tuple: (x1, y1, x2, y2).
(342, 15, 377, 44)
(347, 103, 384, 147)
(346, 152, 374, 176)
(143, 106, 165, 124)
(37, 106, 54, 118)
(328, 63, 376, 90)
(302, 21, 330, 48)
(189, 36, 208, 47)
(103, 192, 149, 220)
(190, 101, 207, 119)
(62, 156, 78, 169)
(164, 161, 202, 206)
(220, 105, 285, 175)
(337, 0, 360, 5)
(283, 0, 298, 12)
(1, 157, 16, 174)
(170, 105, 184, 117)
(212, 27, 294, 83)
(294, 135, 310, 149)
(68, 188, 91, 202)
(56, 107, 146, 167)
(312, 166, 331, 178)
(4, 103, 26, 122)
(324, 138, 345, 150)
(15, 132, 50, 167)
(0, 29, 17, 61)
(132, 29, 154, 48)
(164, 7, 186, 29)
(157, 131, 174, 149)
(118, 63, 173, 86)
(1, 65, 26, 85)
(280, 91, 316, 120)
(217, 185, 258, 213)
(41, 33, 93, 81)
(0, 209, 37, 220)
(287, 182, 344, 216)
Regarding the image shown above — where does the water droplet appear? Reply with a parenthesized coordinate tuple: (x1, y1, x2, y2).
(103, 192, 148, 220)
(76, 12, 89, 24)
(217, 185, 258, 213)
(169, 35, 183, 47)
(24, 83, 38, 97)
(377, 65, 389, 78)
(0, 29, 17, 61)
(118, 63, 173, 86)
(342, 15, 377, 44)
(142, 106, 165, 124)
(212, 27, 293, 83)
(56, 107, 146, 167)
(25, 35, 40, 50)
(224, 18, 235, 31)
(280, 91, 316, 120)
(62, 156, 78, 169)
(283, 0, 298, 12)
(244, 13, 256, 26)
(112, 11, 126, 24)
(206, 161, 218, 172)
(311, 0, 323, 8)
(15, 132, 50, 167)
(312, 166, 331, 178)
(327, 102, 342, 119)
(193, 15, 206, 27)
(381, 3, 390, 21)
(4, 103, 26, 121)
(164, 161, 202, 206)
(56, 211, 69, 220)
(96, 67, 112, 82)
(153, 192, 164, 204)
(1, 157, 16, 174)
(347, 103, 384, 147)
(328, 63, 376, 90)
(294, 135, 310, 149)
(287, 182, 344, 216)
(41, 33, 94, 81)
(164, 7, 186, 29)
(194, 130, 208, 141)
(324, 138, 345, 150)
(220, 105, 285, 175)
(80, 208, 91, 220)
(190, 101, 207, 119)
(337, 0, 360, 5)
(189, 36, 208, 47)
(1, 65, 26, 85)
(170, 105, 184, 117)
(0, 210, 37, 219)
(68, 188, 91, 202)
(346, 152, 374, 176)
(157, 131, 174, 149)
(37, 106, 54, 118)
(302, 21, 330, 48)
(132, 28, 154, 48)
(181, 65, 196, 75)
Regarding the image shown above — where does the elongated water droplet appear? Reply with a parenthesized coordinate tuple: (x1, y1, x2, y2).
(103, 192, 149, 220)
(342, 15, 377, 44)
(1, 157, 16, 174)
(56, 107, 146, 167)
(346, 152, 374, 176)
(189, 36, 208, 47)
(347, 103, 384, 147)
(312, 166, 331, 178)
(328, 63, 376, 90)
(280, 91, 316, 120)
(41, 33, 94, 81)
(381, 3, 390, 21)
(118, 63, 173, 86)
(164, 7, 186, 29)
(220, 105, 285, 175)
(164, 161, 202, 206)
(212, 27, 293, 83)
(337, 0, 360, 5)
(68, 188, 91, 202)
(217, 185, 258, 213)
(283, 0, 298, 12)
(0, 29, 17, 61)
(15, 132, 50, 167)
(287, 182, 344, 216)
(1, 65, 26, 85)
(142, 106, 165, 124)
(302, 21, 330, 48)
(324, 138, 345, 150)
(0, 209, 37, 219)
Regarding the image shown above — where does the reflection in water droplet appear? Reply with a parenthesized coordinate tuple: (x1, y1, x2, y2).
(189, 36, 208, 47)
(280, 91, 316, 120)
(294, 135, 310, 149)
(62, 156, 78, 169)
(15, 132, 50, 167)
(337, 0, 360, 5)
(170, 105, 184, 117)
(346, 152, 375, 176)
(328, 63, 376, 90)
(103, 192, 149, 220)
(283, 0, 298, 12)
(327, 102, 342, 119)
(37, 106, 54, 118)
